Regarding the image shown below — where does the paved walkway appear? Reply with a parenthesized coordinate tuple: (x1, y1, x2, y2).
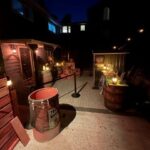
(14, 71, 150, 150)
(54, 72, 106, 111)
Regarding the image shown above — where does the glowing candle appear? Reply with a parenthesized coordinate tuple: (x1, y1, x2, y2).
(112, 77, 118, 84)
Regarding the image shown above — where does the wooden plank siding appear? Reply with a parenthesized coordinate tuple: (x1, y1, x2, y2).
(0, 77, 19, 149)
(1, 44, 35, 106)
(1, 44, 22, 82)
(0, 41, 57, 126)
(1, 43, 36, 127)
(0, 103, 12, 119)
(0, 95, 11, 109)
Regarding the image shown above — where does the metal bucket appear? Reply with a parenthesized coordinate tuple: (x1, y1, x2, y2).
(28, 87, 60, 142)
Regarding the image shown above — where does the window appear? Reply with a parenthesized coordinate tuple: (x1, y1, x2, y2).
(25, 7, 34, 22)
(68, 26, 71, 33)
(62, 26, 67, 33)
(12, 0, 24, 16)
(62, 26, 71, 33)
(103, 7, 110, 21)
(80, 24, 85, 31)
(48, 22, 56, 33)
(12, 0, 34, 22)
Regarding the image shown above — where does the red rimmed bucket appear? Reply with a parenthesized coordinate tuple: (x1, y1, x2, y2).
(28, 87, 60, 142)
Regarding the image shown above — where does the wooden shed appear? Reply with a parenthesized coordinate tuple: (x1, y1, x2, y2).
(0, 39, 59, 124)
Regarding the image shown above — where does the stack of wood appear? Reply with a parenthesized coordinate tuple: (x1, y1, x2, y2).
(0, 77, 30, 149)
(0, 77, 19, 149)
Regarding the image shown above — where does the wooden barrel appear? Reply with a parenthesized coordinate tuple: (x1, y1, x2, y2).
(28, 87, 60, 142)
(103, 85, 128, 111)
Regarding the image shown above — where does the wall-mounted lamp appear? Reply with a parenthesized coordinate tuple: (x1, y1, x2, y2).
(7, 80, 12, 87)
(10, 44, 17, 54)
(35, 49, 38, 54)
(6, 76, 13, 90)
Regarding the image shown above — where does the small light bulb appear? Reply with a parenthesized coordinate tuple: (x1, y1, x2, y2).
(7, 80, 12, 86)
(112, 77, 118, 84)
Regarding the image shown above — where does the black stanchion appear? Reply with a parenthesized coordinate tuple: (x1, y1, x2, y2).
(34, 72, 80, 98)
(72, 73, 80, 98)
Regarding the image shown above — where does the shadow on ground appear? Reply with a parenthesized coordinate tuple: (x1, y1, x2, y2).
(135, 102, 150, 121)
(59, 104, 76, 131)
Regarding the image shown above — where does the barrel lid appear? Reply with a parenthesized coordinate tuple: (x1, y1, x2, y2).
(28, 87, 58, 102)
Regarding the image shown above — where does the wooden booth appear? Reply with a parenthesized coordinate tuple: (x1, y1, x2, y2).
(93, 52, 129, 111)
(0, 39, 59, 124)
(93, 52, 129, 87)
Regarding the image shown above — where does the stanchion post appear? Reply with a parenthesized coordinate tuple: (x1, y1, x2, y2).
(72, 72, 80, 98)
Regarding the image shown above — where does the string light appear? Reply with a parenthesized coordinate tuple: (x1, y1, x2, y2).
(112, 25, 145, 50)
(112, 45, 117, 50)
(126, 37, 131, 42)
(138, 28, 144, 33)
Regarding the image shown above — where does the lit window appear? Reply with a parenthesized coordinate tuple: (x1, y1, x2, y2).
(48, 22, 56, 33)
(80, 25, 85, 31)
(62, 26, 71, 33)
(68, 26, 71, 33)
(62, 26, 68, 33)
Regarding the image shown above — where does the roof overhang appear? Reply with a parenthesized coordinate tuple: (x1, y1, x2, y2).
(0, 39, 60, 50)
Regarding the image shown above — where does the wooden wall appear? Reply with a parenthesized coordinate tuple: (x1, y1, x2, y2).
(0, 41, 57, 125)
(1, 43, 35, 105)
(0, 77, 19, 150)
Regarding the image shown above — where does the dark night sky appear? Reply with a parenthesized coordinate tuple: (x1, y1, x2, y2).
(44, 0, 100, 22)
